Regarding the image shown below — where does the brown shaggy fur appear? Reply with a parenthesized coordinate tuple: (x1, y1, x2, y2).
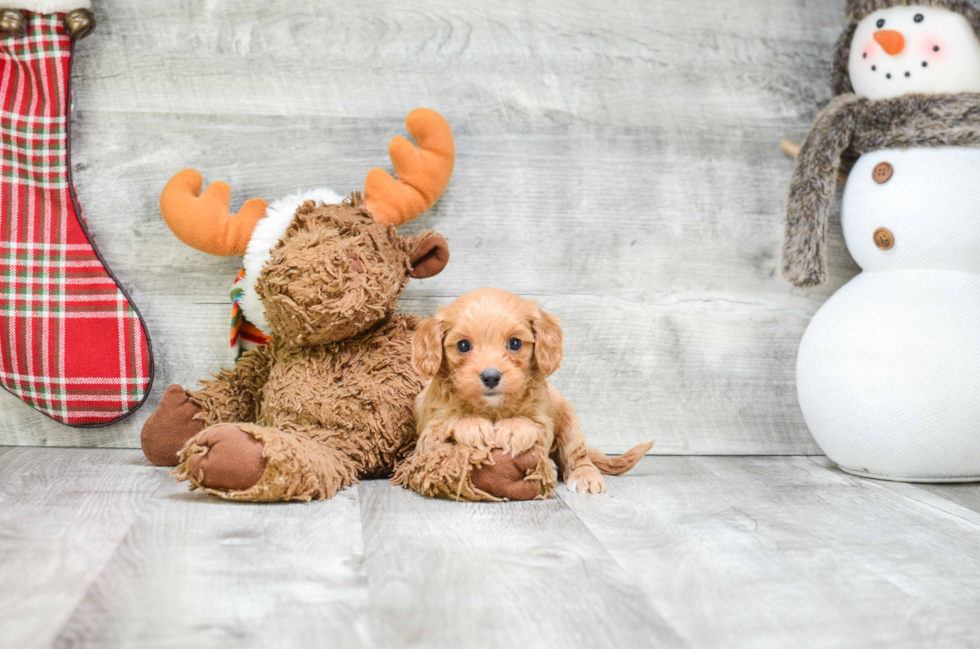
(163, 196, 514, 502)
(833, 0, 980, 95)
(258, 201, 415, 345)
(783, 92, 980, 287)
(394, 288, 654, 500)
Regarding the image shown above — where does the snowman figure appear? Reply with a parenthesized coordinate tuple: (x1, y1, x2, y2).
(783, 0, 980, 481)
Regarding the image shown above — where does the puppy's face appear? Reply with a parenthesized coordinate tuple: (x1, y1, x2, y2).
(413, 289, 562, 411)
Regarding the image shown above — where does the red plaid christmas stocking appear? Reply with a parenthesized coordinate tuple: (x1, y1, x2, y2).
(0, 9, 152, 426)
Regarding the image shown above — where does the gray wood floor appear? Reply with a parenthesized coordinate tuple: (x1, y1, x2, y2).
(3, 447, 980, 649)
(0, 0, 851, 455)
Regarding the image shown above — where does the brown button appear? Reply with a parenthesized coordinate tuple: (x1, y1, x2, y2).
(873, 227, 894, 250)
(872, 162, 893, 184)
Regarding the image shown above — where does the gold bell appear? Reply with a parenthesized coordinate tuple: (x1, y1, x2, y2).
(0, 8, 27, 37)
(65, 8, 95, 40)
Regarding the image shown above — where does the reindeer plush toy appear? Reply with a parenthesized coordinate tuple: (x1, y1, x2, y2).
(141, 109, 550, 501)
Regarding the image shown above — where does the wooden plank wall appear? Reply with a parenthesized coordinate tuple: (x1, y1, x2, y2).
(0, 0, 856, 453)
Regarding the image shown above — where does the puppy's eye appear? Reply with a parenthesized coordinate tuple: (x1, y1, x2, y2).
(914, 13, 924, 23)
(456, 340, 471, 353)
(877, 18, 885, 28)
(508, 338, 523, 351)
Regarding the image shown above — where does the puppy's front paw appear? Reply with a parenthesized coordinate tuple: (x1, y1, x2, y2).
(566, 465, 605, 494)
(494, 418, 539, 456)
(450, 417, 496, 450)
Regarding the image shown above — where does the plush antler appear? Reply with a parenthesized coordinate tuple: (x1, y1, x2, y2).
(364, 108, 455, 227)
(160, 169, 268, 257)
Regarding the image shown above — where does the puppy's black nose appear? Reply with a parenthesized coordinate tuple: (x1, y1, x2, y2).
(480, 369, 502, 389)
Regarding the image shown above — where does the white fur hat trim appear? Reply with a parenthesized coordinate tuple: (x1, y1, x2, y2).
(239, 187, 345, 335)
(6, 1, 91, 12)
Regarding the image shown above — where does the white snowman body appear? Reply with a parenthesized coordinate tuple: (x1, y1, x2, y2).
(797, 148, 980, 480)
(795, 4, 980, 481)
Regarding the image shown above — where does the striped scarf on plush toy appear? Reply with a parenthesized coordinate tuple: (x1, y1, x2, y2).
(230, 268, 270, 357)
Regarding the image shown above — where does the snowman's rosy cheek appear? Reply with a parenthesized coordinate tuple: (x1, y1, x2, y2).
(861, 39, 878, 62)
(920, 36, 944, 60)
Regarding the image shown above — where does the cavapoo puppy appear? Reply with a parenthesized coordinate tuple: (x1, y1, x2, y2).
(411, 288, 653, 499)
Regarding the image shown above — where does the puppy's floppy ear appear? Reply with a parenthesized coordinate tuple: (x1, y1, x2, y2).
(412, 315, 446, 380)
(530, 302, 562, 376)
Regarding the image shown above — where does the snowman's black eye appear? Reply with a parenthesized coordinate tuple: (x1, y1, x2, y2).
(877, 18, 886, 28)
(914, 13, 924, 22)
(934, 45, 940, 51)
(456, 340, 471, 353)
(508, 338, 523, 351)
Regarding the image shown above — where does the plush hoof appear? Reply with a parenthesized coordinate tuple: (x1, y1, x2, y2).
(186, 425, 267, 492)
(471, 449, 541, 501)
(0, 9, 26, 37)
(141, 384, 207, 466)
(65, 8, 95, 40)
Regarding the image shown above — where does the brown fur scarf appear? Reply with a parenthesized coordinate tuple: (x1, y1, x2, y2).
(783, 92, 980, 287)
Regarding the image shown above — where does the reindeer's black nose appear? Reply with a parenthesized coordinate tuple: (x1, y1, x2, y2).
(480, 369, 502, 389)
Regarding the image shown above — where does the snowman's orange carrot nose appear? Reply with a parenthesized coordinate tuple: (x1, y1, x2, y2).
(874, 30, 905, 55)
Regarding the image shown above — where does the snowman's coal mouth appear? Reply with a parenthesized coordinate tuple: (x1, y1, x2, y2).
(869, 65, 916, 80)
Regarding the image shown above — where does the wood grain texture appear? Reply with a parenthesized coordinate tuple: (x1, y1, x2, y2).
(910, 483, 980, 516)
(0, 448, 169, 649)
(5, 449, 980, 648)
(358, 479, 686, 649)
(51, 478, 369, 648)
(561, 456, 980, 649)
(0, 0, 854, 452)
(811, 457, 980, 525)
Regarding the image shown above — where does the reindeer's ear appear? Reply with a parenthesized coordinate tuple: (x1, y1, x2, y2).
(412, 316, 446, 380)
(530, 302, 563, 376)
(409, 233, 449, 279)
